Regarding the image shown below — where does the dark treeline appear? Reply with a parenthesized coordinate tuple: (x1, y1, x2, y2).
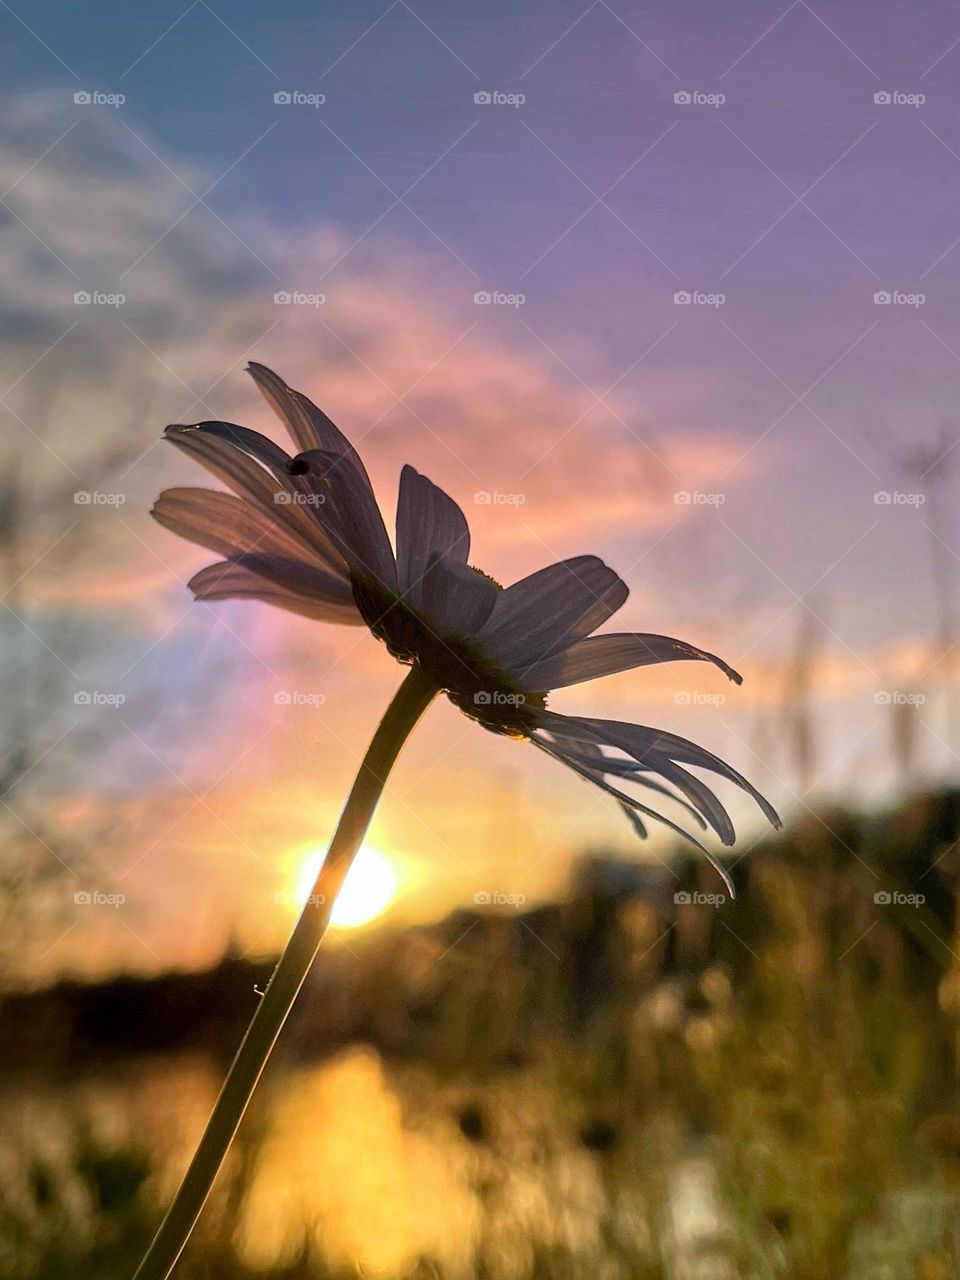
(5, 788, 960, 1081)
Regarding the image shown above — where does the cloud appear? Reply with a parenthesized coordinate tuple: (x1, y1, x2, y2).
(0, 95, 795, 980)
(2, 92, 767, 619)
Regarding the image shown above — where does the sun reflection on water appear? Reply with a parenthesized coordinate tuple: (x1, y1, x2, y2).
(236, 1048, 479, 1275)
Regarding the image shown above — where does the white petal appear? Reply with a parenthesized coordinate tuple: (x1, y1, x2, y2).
(247, 363, 373, 486)
(477, 556, 627, 668)
(419, 555, 498, 638)
(539, 711, 781, 832)
(536, 716, 734, 844)
(395, 466, 470, 606)
(531, 734, 713, 858)
(170, 420, 291, 472)
(152, 487, 349, 580)
(287, 449, 398, 592)
(517, 632, 742, 691)
(536, 739, 708, 830)
(188, 561, 363, 625)
(163, 425, 346, 575)
(536, 729, 738, 896)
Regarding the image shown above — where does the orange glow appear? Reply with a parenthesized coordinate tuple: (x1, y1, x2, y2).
(291, 844, 398, 928)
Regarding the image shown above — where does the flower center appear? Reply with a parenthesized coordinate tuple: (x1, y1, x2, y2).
(349, 574, 545, 738)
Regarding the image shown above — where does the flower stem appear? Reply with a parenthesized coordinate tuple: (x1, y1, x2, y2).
(132, 664, 438, 1280)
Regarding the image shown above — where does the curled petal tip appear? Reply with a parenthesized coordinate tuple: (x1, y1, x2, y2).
(246, 360, 280, 382)
(711, 651, 742, 684)
(706, 852, 736, 898)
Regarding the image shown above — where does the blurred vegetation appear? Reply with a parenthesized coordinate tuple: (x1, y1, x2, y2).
(5, 790, 960, 1279)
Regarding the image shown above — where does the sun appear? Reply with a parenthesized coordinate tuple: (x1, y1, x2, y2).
(291, 843, 398, 928)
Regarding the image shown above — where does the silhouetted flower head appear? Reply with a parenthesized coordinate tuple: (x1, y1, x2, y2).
(153, 364, 780, 890)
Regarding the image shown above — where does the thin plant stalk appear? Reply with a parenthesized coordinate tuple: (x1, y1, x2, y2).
(133, 664, 439, 1280)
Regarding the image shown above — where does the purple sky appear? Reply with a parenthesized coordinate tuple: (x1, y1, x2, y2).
(4, 0, 960, 977)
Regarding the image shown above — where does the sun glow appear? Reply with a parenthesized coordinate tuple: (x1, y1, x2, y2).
(291, 844, 398, 928)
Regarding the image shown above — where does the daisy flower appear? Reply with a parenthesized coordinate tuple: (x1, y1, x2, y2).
(153, 362, 779, 888)
(138, 363, 779, 1279)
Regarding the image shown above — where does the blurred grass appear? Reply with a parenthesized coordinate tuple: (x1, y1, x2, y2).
(5, 790, 960, 1279)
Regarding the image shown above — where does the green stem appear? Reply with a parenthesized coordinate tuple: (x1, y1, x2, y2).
(133, 664, 438, 1280)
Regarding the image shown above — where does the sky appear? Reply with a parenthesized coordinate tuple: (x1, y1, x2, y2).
(5, 0, 960, 981)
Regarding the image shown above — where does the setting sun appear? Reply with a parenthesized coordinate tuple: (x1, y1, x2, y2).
(292, 844, 398, 929)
